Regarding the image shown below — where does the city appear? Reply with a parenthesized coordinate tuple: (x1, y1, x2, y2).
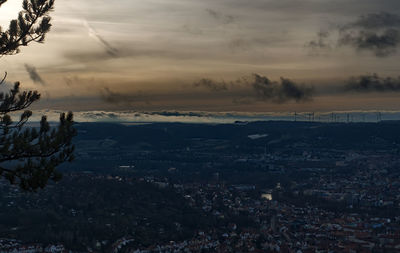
(0, 121, 399, 252)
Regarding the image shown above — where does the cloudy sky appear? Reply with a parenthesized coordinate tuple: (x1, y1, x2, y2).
(1, 0, 400, 113)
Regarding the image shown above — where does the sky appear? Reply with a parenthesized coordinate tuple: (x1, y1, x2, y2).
(1, 0, 400, 114)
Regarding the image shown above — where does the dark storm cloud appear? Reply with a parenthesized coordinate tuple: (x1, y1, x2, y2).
(251, 74, 314, 103)
(193, 74, 315, 103)
(24, 64, 46, 85)
(345, 73, 400, 92)
(339, 29, 400, 57)
(348, 12, 400, 29)
(308, 12, 400, 57)
(306, 31, 331, 50)
(193, 78, 228, 91)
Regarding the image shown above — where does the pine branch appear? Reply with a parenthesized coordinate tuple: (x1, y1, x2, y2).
(0, 0, 54, 55)
(0, 0, 76, 191)
(0, 72, 7, 85)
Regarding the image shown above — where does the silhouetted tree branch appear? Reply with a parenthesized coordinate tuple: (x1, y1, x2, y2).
(0, 0, 55, 55)
(0, 0, 76, 191)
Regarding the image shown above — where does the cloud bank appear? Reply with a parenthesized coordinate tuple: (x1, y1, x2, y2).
(308, 12, 400, 57)
(251, 74, 314, 103)
(345, 73, 400, 92)
(193, 74, 315, 104)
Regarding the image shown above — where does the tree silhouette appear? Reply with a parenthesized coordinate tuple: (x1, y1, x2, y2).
(0, 0, 76, 191)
